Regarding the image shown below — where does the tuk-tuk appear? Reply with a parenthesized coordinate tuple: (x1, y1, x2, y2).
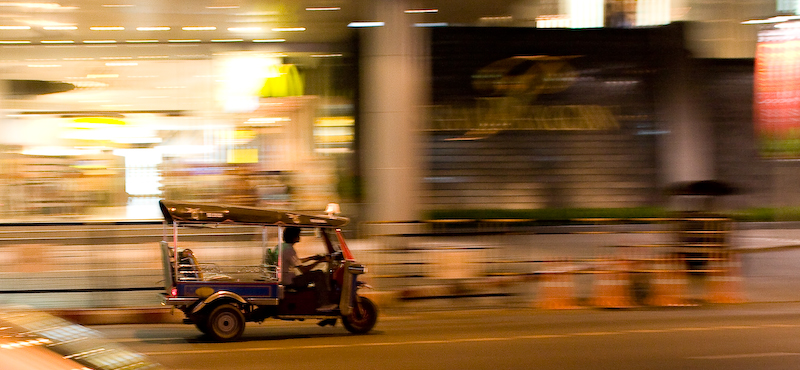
(158, 200, 377, 341)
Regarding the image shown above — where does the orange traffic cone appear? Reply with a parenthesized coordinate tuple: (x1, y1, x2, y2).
(536, 261, 579, 309)
(646, 255, 692, 307)
(705, 251, 745, 304)
(590, 259, 635, 309)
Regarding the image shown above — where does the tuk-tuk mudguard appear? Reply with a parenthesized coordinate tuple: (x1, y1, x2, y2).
(191, 291, 248, 315)
(339, 261, 366, 316)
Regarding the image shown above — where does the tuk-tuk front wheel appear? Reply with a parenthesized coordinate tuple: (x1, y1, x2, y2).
(342, 296, 377, 334)
(206, 303, 245, 341)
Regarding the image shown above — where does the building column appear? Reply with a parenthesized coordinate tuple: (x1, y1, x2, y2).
(358, 0, 427, 222)
(657, 41, 715, 203)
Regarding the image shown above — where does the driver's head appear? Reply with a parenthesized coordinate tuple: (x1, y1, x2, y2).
(283, 226, 301, 243)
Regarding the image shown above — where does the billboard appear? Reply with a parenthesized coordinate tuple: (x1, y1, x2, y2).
(754, 27, 800, 157)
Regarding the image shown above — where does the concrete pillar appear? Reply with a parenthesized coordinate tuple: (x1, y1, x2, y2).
(657, 30, 714, 188)
(358, 0, 427, 222)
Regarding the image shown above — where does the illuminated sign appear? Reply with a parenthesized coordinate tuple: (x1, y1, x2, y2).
(430, 56, 620, 135)
(754, 28, 800, 157)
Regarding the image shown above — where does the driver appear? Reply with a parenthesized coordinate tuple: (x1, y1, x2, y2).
(280, 226, 336, 312)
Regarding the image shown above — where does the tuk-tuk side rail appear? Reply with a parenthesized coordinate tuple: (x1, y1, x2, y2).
(179, 263, 278, 282)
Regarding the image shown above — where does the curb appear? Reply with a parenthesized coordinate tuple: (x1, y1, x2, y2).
(47, 307, 183, 326)
(47, 291, 404, 326)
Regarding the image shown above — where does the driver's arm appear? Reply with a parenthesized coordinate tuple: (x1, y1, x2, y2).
(297, 254, 326, 273)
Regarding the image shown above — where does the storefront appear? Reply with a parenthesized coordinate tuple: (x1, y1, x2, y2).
(0, 42, 357, 220)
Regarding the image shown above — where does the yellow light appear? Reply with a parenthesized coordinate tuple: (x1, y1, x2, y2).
(227, 148, 258, 164)
(72, 117, 127, 127)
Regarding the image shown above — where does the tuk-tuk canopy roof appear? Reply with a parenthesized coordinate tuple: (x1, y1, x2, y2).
(159, 200, 348, 227)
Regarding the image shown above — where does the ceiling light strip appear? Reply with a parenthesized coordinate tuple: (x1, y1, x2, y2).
(253, 38, 285, 43)
(228, 27, 261, 32)
(182, 26, 216, 31)
(0, 25, 31, 30)
(404, 9, 438, 14)
(41, 40, 74, 44)
(137, 27, 170, 31)
(347, 21, 384, 28)
(272, 27, 306, 32)
(306, 7, 340, 11)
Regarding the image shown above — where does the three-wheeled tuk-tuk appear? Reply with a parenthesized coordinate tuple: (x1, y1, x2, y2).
(159, 200, 377, 341)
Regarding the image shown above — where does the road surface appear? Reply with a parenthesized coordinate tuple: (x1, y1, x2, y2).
(95, 302, 800, 370)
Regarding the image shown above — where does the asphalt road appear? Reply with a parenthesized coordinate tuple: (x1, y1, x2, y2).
(95, 302, 800, 370)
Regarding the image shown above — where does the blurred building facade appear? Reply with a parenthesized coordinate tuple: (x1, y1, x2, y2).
(0, 0, 792, 223)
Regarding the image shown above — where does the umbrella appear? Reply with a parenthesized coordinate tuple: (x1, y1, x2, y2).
(665, 180, 739, 197)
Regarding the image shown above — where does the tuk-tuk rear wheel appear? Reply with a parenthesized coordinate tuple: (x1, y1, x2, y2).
(206, 303, 245, 341)
(342, 296, 377, 334)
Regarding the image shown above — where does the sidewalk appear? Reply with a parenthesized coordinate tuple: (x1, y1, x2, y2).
(14, 223, 800, 325)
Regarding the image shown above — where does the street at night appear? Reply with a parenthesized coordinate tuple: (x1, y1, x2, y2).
(95, 302, 800, 370)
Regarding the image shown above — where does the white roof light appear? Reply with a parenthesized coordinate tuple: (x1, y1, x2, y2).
(306, 7, 340, 11)
(0, 25, 31, 30)
(0, 40, 30, 44)
(41, 40, 74, 44)
(169, 39, 201, 43)
(83, 40, 117, 44)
